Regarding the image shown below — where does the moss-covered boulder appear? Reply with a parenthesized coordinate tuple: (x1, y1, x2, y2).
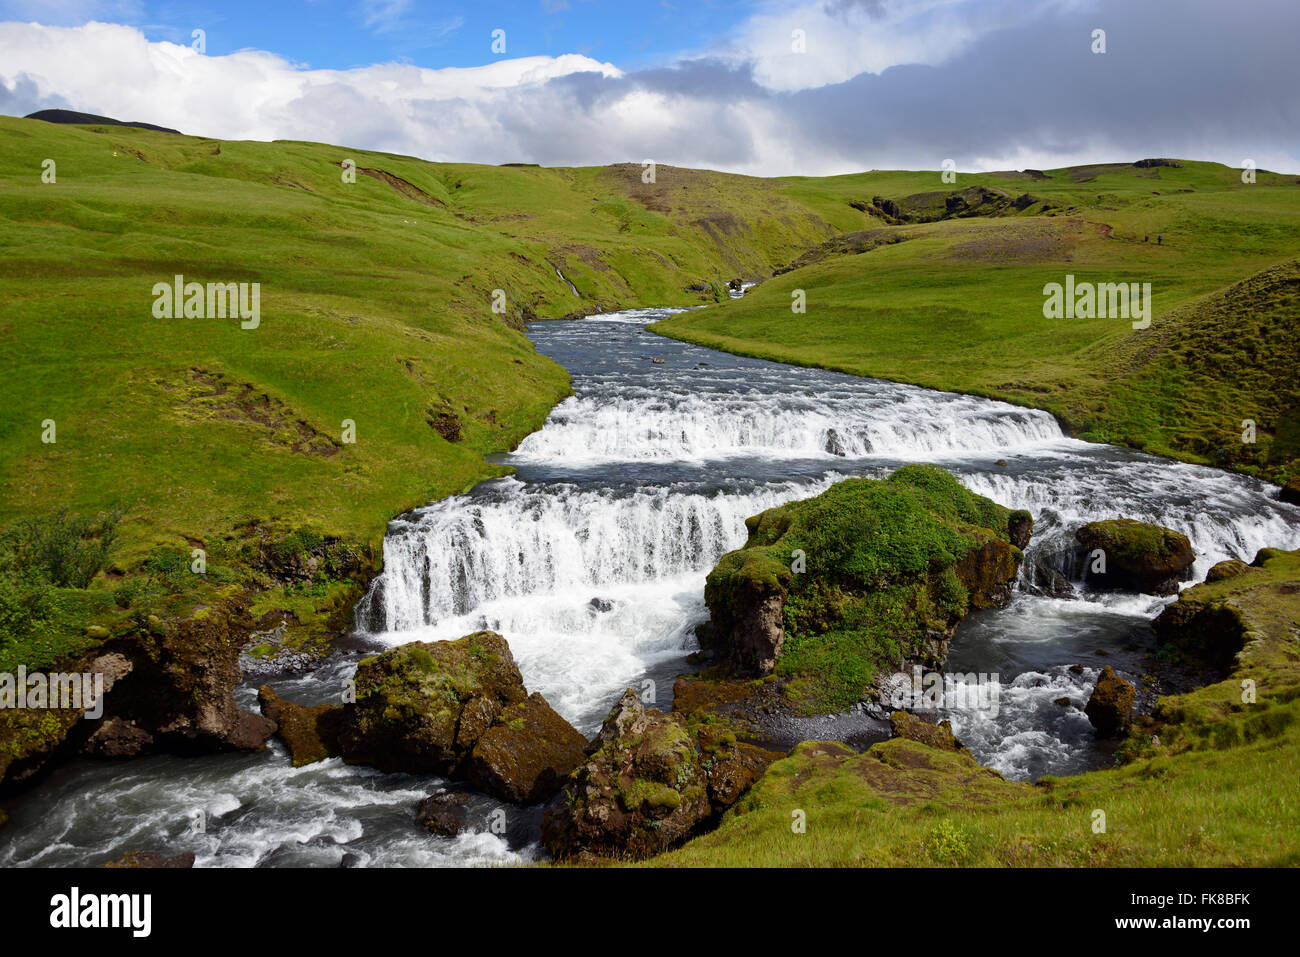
(257, 685, 342, 767)
(336, 631, 584, 804)
(0, 651, 135, 790)
(1084, 665, 1136, 737)
(1152, 547, 1300, 675)
(702, 466, 1028, 714)
(1074, 519, 1194, 595)
(1205, 558, 1251, 583)
(889, 710, 970, 754)
(541, 689, 782, 860)
(465, 692, 588, 803)
(100, 597, 277, 753)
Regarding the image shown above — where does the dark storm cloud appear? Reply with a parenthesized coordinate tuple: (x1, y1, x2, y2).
(777, 0, 1300, 168)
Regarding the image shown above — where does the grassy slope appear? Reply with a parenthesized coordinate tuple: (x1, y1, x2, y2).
(654, 161, 1300, 479)
(0, 117, 866, 667)
(650, 549, 1300, 868)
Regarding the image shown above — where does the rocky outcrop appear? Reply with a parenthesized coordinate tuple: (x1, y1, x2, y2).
(541, 689, 782, 860)
(1148, 549, 1300, 674)
(1, 597, 282, 792)
(0, 651, 138, 790)
(889, 710, 971, 754)
(1075, 519, 1194, 595)
(257, 685, 342, 767)
(336, 631, 584, 804)
(701, 467, 1028, 713)
(1084, 665, 1136, 737)
(1028, 557, 1075, 598)
(102, 598, 276, 754)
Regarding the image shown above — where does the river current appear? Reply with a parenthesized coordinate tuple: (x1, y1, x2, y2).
(4, 306, 1298, 867)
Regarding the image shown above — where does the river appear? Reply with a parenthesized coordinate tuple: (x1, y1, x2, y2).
(3, 305, 1298, 867)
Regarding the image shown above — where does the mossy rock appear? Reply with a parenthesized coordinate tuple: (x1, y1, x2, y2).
(336, 631, 527, 775)
(257, 684, 343, 767)
(542, 689, 780, 860)
(1075, 519, 1194, 595)
(1085, 665, 1137, 737)
(703, 466, 1027, 714)
(465, 692, 588, 804)
(1205, 558, 1250, 583)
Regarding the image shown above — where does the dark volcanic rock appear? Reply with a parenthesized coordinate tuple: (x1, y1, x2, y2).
(336, 631, 583, 803)
(1028, 558, 1075, 598)
(257, 685, 342, 767)
(107, 599, 277, 753)
(541, 689, 781, 861)
(1075, 519, 1195, 595)
(82, 717, 155, 758)
(415, 791, 473, 836)
(1085, 665, 1136, 737)
(336, 631, 527, 775)
(465, 692, 588, 803)
(1281, 477, 1300, 506)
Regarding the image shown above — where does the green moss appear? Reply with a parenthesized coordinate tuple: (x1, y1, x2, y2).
(708, 467, 1020, 714)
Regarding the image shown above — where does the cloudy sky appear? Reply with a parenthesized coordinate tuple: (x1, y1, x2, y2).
(2, 0, 1297, 176)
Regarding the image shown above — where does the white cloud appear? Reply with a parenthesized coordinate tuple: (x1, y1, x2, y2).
(0, 21, 622, 158)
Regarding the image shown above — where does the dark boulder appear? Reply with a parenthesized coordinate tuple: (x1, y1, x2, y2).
(541, 689, 781, 861)
(1084, 665, 1136, 737)
(465, 692, 588, 804)
(1075, 519, 1194, 595)
(1281, 477, 1300, 506)
(415, 791, 473, 836)
(257, 685, 342, 767)
(336, 631, 584, 803)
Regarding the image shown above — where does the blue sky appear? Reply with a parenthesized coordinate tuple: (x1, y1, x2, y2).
(4, 0, 752, 71)
(2, 0, 1298, 175)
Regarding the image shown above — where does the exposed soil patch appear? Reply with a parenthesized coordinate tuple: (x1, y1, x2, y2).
(340, 162, 446, 208)
(170, 367, 340, 457)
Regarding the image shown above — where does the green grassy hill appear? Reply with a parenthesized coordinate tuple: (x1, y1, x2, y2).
(655, 160, 1300, 480)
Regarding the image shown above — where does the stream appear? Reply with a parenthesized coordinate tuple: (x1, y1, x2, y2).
(3, 305, 1298, 867)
